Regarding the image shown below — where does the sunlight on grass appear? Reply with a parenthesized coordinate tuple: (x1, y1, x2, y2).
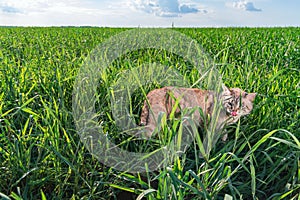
(0, 27, 299, 199)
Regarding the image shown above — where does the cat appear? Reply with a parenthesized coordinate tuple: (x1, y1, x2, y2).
(139, 85, 256, 140)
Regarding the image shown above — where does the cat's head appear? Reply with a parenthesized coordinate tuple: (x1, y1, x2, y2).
(222, 85, 256, 122)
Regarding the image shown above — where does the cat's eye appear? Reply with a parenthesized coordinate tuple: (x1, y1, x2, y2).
(242, 105, 249, 110)
(244, 92, 248, 97)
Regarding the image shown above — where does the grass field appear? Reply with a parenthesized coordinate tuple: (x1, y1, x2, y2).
(0, 27, 299, 199)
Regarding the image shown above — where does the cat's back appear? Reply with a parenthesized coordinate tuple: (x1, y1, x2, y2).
(146, 86, 208, 104)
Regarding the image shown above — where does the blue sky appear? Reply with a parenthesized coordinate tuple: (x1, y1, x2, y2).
(0, 0, 299, 27)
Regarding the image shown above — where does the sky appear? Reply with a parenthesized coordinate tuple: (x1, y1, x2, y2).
(0, 0, 299, 27)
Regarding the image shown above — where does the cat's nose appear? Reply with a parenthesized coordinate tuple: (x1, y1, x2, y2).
(231, 111, 238, 116)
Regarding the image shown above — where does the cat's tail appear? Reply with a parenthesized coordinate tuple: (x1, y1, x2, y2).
(140, 99, 149, 126)
(138, 100, 159, 138)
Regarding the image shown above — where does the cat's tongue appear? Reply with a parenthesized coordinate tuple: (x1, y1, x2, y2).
(231, 111, 238, 116)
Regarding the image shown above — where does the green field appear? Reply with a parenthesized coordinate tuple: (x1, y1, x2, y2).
(0, 27, 299, 199)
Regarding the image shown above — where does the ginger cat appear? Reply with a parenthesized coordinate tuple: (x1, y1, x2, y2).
(139, 85, 256, 139)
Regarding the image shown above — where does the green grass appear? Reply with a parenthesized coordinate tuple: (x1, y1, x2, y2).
(0, 27, 299, 199)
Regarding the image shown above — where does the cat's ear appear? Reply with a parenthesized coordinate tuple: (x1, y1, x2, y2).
(222, 84, 230, 93)
(247, 93, 256, 102)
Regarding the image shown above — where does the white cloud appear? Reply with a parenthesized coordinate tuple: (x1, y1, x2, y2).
(231, 1, 262, 12)
(132, 0, 207, 17)
(0, 0, 100, 15)
(0, 0, 112, 26)
(0, 0, 50, 14)
(0, 5, 22, 14)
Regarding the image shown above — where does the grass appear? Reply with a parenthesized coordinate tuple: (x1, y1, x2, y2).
(0, 27, 299, 199)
